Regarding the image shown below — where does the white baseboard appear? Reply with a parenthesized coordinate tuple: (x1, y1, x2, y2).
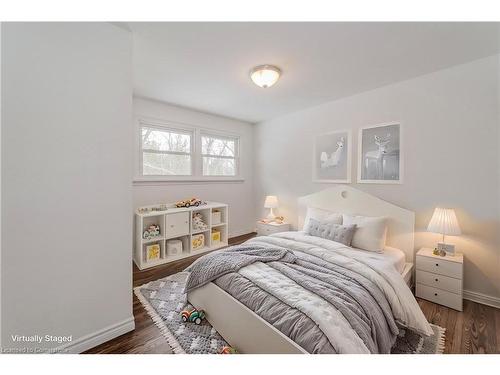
(463, 290, 500, 309)
(56, 316, 135, 354)
(228, 229, 255, 238)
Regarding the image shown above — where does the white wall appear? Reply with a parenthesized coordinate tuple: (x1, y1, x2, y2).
(133, 97, 255, 237)
(1, 23, 134, 352)
(255, 55, 500, 302)
(0, 22, 3, 348)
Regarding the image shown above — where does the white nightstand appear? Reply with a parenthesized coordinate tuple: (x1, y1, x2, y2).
(415, 247, 463, 311)
(256, 221, 291, 236)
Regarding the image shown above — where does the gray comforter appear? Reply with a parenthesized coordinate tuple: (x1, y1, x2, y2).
(185, 239, 400, 353)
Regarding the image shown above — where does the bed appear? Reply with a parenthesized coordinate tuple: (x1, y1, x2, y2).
(188, 186, 431, 353)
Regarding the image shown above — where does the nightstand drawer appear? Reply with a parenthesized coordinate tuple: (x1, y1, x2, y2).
(416, 283, 463, 311)
(256, 223, 290, 236)
(416, 270, 462, 294)
(416, 255, 462, 278)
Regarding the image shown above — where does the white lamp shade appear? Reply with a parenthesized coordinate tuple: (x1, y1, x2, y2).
(427, 207, 461, 236)
(264, 195, 279, 209)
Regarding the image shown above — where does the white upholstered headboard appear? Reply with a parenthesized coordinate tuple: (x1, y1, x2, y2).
(298, 186, 415, 262)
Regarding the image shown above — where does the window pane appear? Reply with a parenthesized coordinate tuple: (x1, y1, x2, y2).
(143, 152, 191, 176)
(142, 127, 190, 153)
(202, 136, 235, 157)
(203, 156, 236, 176)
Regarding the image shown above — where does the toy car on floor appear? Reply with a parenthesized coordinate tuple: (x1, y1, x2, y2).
(181, 309, 206, 325)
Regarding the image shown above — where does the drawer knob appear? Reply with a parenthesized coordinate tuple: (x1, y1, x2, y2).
(435, 278, 438, 282)
(435, 263, 439, 266)
(434, 293, 438, 296)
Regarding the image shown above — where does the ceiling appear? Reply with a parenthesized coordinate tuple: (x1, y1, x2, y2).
(129, 22, 499, 123)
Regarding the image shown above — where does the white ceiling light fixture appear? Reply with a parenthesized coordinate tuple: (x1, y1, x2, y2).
(250, 65, 281, 88)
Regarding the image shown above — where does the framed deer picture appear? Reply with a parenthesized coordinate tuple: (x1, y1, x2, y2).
(358, 122, 402, 184)
(313, 130, 352, 183)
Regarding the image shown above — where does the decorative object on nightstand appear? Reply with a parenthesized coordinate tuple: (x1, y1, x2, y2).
(427, 207, 461, 256)
(264, 195, 279, 221)
(256, 221, 291, 237)
(416, 247, 463, 311)
(274, 216, 285, 224)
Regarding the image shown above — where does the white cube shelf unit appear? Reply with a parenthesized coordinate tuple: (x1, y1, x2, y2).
(134, 202, 229, 270)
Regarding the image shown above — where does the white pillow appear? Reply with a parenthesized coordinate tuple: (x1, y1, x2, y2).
(342, 214, 387, 252)
(303, 207, 342, 231)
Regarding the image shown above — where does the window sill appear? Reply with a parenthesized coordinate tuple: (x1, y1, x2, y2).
(133, 177, 245, 186)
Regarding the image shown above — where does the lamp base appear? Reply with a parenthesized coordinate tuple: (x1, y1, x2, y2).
(437, 242, 455, 256)
(266, 208, 275, 221)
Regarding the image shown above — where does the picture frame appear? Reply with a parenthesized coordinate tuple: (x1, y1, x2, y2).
(357, 122, 403, 184)
(313, 129, 352, 183)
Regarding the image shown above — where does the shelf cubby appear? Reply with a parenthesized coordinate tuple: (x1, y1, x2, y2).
(134, 201, 229, 270)
(191, 230, 210, 253)
(142, 240, 164, 264)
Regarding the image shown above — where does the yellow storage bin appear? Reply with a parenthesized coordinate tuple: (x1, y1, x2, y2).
(211, 229, 221, 244)
(191, 233, 205, 250)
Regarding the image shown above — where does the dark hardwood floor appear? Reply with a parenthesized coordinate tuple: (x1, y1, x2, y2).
(417, 296, 500, 354)
(85, 232, 500, 354)
(85, 232, 256, 354)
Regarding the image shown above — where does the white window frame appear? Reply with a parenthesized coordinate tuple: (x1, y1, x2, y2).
(200, 131, 240, 178)
(140, 123, 194, 178)
(134, 117, 243, 183)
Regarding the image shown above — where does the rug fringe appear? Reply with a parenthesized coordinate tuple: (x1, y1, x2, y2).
(435, 326, 446, 354)
(134, 285, 186, 354)
(413, 324, 446, 354)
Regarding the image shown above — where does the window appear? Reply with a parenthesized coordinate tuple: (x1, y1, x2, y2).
(137, 120, 241, 181)
(141, 126, 192, 176)
(201, 134, 238, 176)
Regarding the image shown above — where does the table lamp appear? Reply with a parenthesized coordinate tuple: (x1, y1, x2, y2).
(264, 195, 279, 221)
(427, 207, 461, 255)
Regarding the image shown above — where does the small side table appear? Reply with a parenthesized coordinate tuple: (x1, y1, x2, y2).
(415, 247, 463, 311)
(256, 221, 291, 237)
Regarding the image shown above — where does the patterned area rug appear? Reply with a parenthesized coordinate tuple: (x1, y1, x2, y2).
(134, 272, 445, 354)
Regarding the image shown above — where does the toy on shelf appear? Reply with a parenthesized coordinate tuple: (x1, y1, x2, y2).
(146, 244, 161, 262)
(220, 346, 238, 354)
(192, 212, 208, 231)
(181, 309, 206, 325)
(192, 233, 205, 250)
(137, 204, 168, 214)
(175, 197, 206, 208)
(143, 224, 161, 240)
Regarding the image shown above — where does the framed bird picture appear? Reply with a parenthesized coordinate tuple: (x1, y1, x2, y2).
(313, 130, 352, 183)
